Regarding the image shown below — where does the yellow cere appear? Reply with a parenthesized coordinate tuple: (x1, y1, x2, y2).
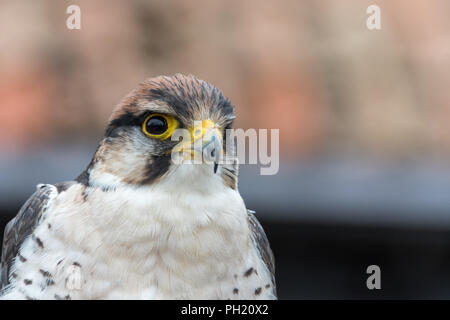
(169, 119, 223, 158)
(190, 120, 220, 141)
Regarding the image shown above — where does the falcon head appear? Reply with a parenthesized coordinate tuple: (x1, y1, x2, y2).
(78, 74, 238, 191)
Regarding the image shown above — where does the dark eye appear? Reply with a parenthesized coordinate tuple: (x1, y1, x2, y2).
(146, 116, 167, 135)
(142, 114, 178, 139)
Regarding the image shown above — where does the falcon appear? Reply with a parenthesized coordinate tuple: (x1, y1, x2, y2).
(0, 74, 276, 300)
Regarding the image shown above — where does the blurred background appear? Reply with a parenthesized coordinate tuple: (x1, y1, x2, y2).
(2, 0, 450, 298)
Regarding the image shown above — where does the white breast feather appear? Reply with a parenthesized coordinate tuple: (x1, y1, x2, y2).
(2, 164, 275, 299)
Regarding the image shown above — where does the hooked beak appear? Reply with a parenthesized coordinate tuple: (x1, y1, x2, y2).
(172, 120, 222, 173)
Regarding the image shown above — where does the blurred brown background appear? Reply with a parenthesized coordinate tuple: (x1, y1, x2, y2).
(2, 0, 450, 160)
(2, 0, 450, 299)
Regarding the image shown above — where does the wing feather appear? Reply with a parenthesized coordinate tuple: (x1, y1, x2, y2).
(0, 184, 55, 289)
(247, 209, 277, 297)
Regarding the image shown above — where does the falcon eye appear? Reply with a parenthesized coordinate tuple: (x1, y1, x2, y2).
(146, 116, 167, 134)
(142, 114, 178, 140)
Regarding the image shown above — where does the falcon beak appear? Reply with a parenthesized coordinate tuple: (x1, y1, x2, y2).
(173, 120, 223, 173)
(202, 127, 222, 174)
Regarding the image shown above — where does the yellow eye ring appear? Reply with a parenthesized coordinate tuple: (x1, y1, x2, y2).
(142, 114, 178, 140)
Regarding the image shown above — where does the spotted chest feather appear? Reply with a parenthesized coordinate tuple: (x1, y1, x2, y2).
(1, 177, 275, 300)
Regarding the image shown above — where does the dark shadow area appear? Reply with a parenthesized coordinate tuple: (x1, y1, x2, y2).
(265, 217, 450, 299)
